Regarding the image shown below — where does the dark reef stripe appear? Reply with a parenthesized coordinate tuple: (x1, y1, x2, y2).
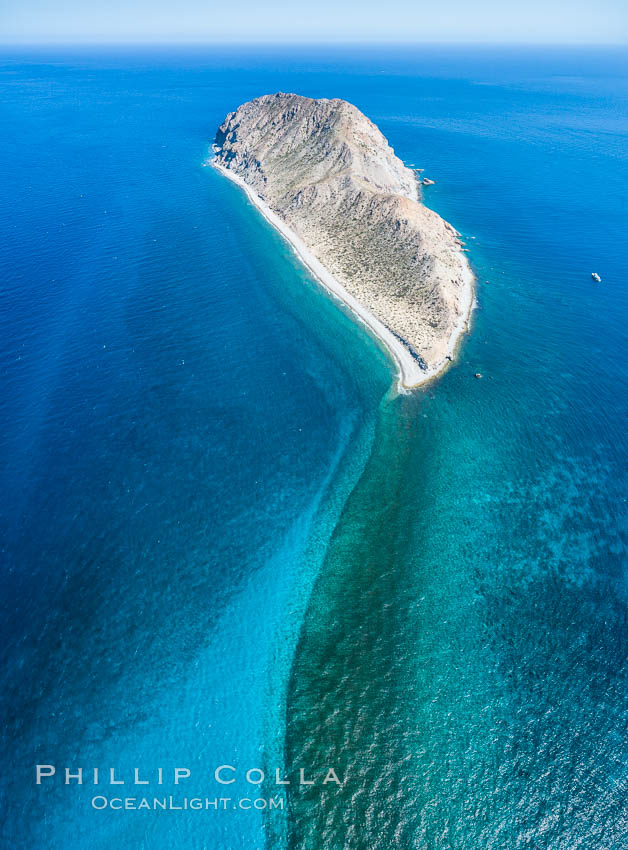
(284, 391, 424, 849)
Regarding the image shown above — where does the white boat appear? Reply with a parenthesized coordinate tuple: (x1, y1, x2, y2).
(592, 272, 601, 282)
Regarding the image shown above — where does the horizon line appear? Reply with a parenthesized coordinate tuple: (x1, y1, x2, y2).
(2, 39, 627, 48)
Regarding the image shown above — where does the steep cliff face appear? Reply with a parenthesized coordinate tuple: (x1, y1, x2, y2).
(214, 92, 471, 373)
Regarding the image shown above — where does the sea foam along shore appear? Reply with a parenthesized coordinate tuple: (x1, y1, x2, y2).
(211, 159, 474, 393)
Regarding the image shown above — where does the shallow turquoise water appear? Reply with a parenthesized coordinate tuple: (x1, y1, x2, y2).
(0, 46, 627, 849)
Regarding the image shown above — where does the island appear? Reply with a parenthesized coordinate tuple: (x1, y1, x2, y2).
(212, 92, 473, 390)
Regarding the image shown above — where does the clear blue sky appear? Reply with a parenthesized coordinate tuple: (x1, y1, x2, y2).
(2, 0, 627, 44)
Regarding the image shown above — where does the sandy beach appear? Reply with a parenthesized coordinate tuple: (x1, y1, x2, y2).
(212, 159, 474, 392)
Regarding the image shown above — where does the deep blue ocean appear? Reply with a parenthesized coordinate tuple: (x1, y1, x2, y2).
(0, 46, 626, 849)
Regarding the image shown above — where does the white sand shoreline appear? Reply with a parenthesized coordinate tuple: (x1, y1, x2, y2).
(211, 158, 474, 393)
